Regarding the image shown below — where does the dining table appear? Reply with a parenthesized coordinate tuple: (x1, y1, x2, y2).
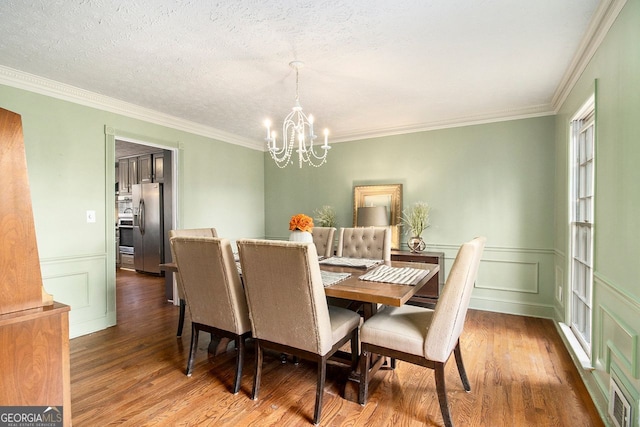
(160, 258, 437, 319)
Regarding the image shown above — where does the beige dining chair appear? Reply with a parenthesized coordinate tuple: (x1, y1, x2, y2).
(358, 236, 486, 427)
(237, 239, 361, 425)
(336, 226, 391, 261)
(312, 226, 336, 258)
(169, 228, 217, 337)
(170, 236, 251, 394)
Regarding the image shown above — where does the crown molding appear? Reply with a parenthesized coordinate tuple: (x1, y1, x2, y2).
(3, 0, 621, 156)
(331, 104, 555, 143)
(0, 65, 262, 151)
(552, 0, 628, 111)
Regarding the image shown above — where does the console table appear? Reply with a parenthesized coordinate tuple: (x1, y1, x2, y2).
(390, 249, 445, 305)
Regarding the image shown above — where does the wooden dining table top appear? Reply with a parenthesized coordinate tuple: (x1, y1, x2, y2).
(321, 260, 438, 307)
(160, 259, 438, 309)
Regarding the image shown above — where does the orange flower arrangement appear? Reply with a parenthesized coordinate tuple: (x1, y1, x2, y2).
(289, 213, 314, 233)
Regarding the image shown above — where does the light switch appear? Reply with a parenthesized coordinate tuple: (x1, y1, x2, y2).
(86, 210, 96, 223)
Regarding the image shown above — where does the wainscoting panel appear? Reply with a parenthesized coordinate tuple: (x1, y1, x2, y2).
(432, 244, 555, 318)
(44, 272, 90, 310)
(475, 258, 539, 294)
(592, 273, 640, 425)
(599, 306, 638, 377)
(595, 274, 640, 380)
(41, 254, 115, 338)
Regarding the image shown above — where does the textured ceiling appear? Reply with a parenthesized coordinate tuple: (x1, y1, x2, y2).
(0, 0, 601, 148)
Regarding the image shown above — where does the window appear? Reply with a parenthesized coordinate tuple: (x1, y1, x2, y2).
(569, 95, 595, 355)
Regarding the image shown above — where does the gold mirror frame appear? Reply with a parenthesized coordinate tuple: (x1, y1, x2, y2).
(353, 184, 403, 249)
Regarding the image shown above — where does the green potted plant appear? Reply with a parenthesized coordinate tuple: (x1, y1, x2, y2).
(401, 202, 430, 252)
(313, 205, 337, 228)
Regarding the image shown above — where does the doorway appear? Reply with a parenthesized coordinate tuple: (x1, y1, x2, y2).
(115, 138, 176, 301)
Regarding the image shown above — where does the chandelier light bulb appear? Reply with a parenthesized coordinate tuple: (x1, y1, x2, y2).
(264, 119, 272, 140)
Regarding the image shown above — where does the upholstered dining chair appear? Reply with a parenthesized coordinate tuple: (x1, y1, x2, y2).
(358, 236, 486, 427)
(169, 228, 217, 337)
(336, 226, 391, 261)
(170, 236, 251, 394)
(312, 226, 336, 258)
(237, 239, 361, 425)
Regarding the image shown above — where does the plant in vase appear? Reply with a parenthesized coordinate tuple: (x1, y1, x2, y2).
(313, 205, 337, 228)
(401, 202, 430, 253)
(289, 213, 314, 242)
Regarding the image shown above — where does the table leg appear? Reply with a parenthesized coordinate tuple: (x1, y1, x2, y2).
(343, 302, 385, 402)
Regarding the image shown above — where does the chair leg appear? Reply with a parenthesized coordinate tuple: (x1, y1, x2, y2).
(186, 323, 199, 376)
(252, 341, 263, 400)
(313, 360, 326, 425)
(434, 362, 454, 427)
(233, 336, 244, 394)
(177, 298, 186, 337)
(358, 348, 371, 405)
(453, 340, 471, 392)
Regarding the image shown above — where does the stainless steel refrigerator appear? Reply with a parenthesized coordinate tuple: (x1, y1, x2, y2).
(132, 182, 163, 274)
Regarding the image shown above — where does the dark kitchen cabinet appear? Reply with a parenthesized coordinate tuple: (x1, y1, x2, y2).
(138, 154, 152, 183)
(153, 153, 164, 183)
(128, 156, 138, 187)
(118, 158, 127, 194)
(118, 157, 136, 194)
(139, 153, 164, 183)
(118, 152, 164, 193)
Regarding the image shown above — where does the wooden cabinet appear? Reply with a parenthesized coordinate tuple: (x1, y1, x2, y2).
(390, 250, 445, 306)
(0, 107, 71, 424)
(0, 303, 71, 424)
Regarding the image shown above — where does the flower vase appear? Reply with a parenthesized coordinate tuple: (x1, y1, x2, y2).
(289, 230, 313, 243)
(407, 236, 426, 253)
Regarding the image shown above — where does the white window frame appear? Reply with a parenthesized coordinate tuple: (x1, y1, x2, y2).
(568, 95, 595, 356)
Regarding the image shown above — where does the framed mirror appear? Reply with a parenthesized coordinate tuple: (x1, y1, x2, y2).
(353, 184, 403, 249)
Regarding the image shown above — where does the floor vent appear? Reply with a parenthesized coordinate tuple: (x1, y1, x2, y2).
(609, 377, 632, 427)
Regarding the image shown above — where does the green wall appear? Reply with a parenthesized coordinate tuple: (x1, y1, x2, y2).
(265, 116, 557, 318)
(0, 84, 264, 337)
(2, 2, 639, 421)
(554, 0, 640, 421)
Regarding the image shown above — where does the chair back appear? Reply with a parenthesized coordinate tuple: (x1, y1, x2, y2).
(169, 228, 218, 239)
(336, 227, 391, 261)
(424, 237, 485, 362)
(312, 227, 336, 258)
(170, 236, 250, 335)
(237, 239, 334, 356)
(169, 228, 218, 299)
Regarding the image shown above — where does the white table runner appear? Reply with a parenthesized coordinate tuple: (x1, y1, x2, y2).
(359, 264, 429, 285)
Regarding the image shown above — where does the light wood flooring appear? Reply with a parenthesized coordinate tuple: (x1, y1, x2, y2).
(69, 269, 604, 426)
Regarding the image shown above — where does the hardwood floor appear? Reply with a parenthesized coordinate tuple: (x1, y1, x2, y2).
(70, 270, 604, 426)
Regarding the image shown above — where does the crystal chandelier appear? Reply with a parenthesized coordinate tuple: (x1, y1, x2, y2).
(264, 61, 330, 168)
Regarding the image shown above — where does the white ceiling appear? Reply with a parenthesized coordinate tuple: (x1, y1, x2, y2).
(0, 0, 604, 149)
